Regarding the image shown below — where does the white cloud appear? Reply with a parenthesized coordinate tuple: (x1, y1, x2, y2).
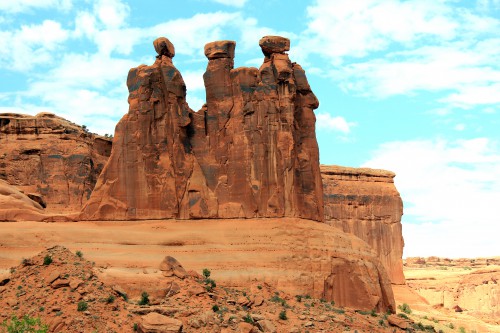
(0, 0, 72, 13)
(331, 41, 500, 102)
(363, 138, 500, 257)
(442, 83, 500, 107)
(0, 20, 69, 71)
(299, 0, 500, 109)
(94, 0, 129, 29)
(316, 112, 355, 134)
(183, 70, 206, 92)
(301, 0, 457, 60)
(211, 0, 247, 7)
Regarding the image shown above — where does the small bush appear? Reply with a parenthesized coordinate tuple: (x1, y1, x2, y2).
(43, 255, 52, 266)
(459, 327, 466, 333)
(1, 315, 48, 333)
(398, 303, 412, 314)
(243, 313, 254, 324)
(295, 295, 302, 302)
(204, 278, 216, 292)
(378, 319, 385, 327)
(120, 293, 128, 302)
(449, 323, 455, 329)
(257, 285, 262, 290)
(270, 294, 287, 306)
(76, 251, 83, 258)
(279, 310, 287, 320)
(133, 323, 138, 331)
(370, 308, 377, 317)
(212, 305, 219, 312)
(77, 301, 88, 312)
(138, 292, 149, 305)
(202, 268, 211, 279)
(106, 295, 115, 304)
(398, 313, 409, 319)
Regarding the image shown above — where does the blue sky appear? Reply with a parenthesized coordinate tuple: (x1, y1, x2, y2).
(1, 0, 499, 258)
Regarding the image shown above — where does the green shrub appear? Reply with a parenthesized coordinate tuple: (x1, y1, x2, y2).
(204, 278, 216, 292)
(295, 295, 302, 302)
(106, 295, 115, 304)
(1, 315, 48, 333)
(138, 292, 149, 305)
(77, 301, 88, 312)
(133, 323, 138, 331)
(43, 255, 52, 266)
(279, 310, 287, 320)
(243, 313, 253, 324)
(75, 251, 83, 258)
(201, 269, 216, 291)
(212, 305, 219, 312)
(398, 313, 409, 319)
(459, 328, 466, 333)
(270, 294, 286, 305)
(398, 303, 412, 314)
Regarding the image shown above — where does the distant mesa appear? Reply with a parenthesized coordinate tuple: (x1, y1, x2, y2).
(80, 36, 324, 221)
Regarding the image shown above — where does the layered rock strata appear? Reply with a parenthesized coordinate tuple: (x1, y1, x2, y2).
(81, 36, 323, 221)
(0, 113, 112, 213)
(321, 165, 405, 284)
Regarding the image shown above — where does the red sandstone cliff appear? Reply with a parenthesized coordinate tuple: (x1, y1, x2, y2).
(321, 165, 405, 284)
(0, 112, 112, 213)
(81, 36, 323, 221)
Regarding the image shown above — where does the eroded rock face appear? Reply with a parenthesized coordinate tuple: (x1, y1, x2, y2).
(0, 113, 112, 213)
(0, 179, 46, 221)
(81, 37, 323, 221)
(321, 165, 405, 284)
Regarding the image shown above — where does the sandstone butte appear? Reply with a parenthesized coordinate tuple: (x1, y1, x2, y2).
(80, 36, 324, 221)
(0, 36, 407, 312)
(321, 165, 405, 285)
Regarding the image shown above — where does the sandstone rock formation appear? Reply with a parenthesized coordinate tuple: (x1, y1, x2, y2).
(0, 113, 112, 213)
(321, 165, 405, 284)
(81, 36, 323, 221)
(0, 219, 395, 312)
(0, 244, 409, 332)
(404, 257, 500, 326)
(0, 179, 46, 221)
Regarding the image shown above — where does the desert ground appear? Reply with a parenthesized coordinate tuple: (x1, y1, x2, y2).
(1, 220, 498, 332)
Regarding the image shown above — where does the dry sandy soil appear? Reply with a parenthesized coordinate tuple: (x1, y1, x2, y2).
(0, 219, 498, 332)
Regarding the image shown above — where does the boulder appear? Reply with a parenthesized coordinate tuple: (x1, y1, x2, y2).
(259, 36, 290, 56)
(153, 37, 175, 58)
(138, 312, 183, 333)
(159, 256, 187, 279)
(204, 40, 236, 59)
(387, 314, 410, 329)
